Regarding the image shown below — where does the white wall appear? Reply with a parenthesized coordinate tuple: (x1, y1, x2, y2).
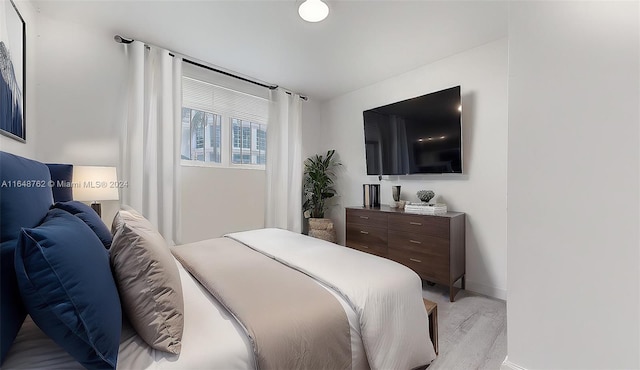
(301, 98, 324, 161)
(319, 39, 508, 299)
(506, 2, 639, 369)
(180, 165, 265, 243)
(33, 12, 126, 224)
(0, 0, 38, 159)
(35, 15, 125, 165)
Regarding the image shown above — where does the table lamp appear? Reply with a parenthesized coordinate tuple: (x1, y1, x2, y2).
(72, 166, 119, 217)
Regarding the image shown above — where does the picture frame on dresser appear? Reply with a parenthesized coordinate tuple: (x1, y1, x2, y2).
(0, 0, 26, 142)
(346, 205, 465, 301)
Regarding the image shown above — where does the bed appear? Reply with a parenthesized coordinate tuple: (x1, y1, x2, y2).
(0, 151, 436, 370)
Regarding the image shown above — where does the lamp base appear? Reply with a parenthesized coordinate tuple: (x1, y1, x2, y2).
(91, 202, 102, 217)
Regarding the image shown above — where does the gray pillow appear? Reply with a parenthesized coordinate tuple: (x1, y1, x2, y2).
(111, 205, 152, 235)
(110, 209, 184, 354)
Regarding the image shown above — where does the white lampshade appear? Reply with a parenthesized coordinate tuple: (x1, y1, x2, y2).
(72, 166, 119, 202)
(298, 0, 329, 23)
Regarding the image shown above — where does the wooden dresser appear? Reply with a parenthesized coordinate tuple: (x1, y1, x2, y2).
(346, 205, 465, 301)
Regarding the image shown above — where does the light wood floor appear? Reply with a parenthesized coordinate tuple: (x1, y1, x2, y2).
(423, 283, 507, 370)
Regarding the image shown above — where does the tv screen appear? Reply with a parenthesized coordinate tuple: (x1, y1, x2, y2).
(363, 86, 462, 175)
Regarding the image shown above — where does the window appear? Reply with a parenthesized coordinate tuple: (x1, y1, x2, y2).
(231, 119, 267, 165)
(242, 126, 251, 149)
(257, 129, 266, 151)
(232, 124, 242, 149)
(181, 67, 268, 169)
(181, 108, 222, 163)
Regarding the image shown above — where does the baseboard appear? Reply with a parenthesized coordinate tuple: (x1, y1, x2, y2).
(464, 280, 507, 300)
(501, 356, 527, 370)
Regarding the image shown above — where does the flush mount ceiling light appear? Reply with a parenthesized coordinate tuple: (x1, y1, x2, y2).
(298, 0, 329, 22)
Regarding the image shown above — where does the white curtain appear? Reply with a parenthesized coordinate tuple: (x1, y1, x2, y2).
(120, 41, 182, 244)
(265, 89, 303, 232)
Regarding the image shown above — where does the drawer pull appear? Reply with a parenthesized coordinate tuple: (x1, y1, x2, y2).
(359, 216, 369, 219)
(409, 240, 422, 244)
(409, 222, 422, 226)
(360, 230, 369, 235)
(409, 258, 422, 263)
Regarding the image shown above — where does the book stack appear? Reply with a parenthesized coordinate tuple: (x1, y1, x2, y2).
(362, 184, 380, 207)
(404, 203, 448, 215)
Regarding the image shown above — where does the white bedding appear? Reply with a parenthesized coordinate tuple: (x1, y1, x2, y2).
(3, 258, 368, 369)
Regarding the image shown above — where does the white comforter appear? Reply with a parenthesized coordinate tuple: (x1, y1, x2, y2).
(227, 228, 436, 370)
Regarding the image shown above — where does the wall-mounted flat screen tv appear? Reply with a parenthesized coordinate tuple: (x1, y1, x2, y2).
(363, 86, 462, 175)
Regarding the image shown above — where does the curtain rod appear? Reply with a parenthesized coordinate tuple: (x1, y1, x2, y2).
(114, 35, 308, 101)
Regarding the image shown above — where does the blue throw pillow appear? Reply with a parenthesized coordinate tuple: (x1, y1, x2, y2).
(52, 201, 112, 249)
(14, 209, 122, 370)
(0, 151, 54, 363)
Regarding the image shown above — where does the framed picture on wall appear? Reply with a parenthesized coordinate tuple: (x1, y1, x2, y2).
(0, 0, 26, 142)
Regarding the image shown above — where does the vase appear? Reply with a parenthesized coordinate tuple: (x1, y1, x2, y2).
(392, 185, 401, 202)
(417, 190, 435, 203)
(308, 218, 337, 243)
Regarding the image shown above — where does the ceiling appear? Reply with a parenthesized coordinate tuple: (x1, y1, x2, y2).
(31, 0, 508, 101)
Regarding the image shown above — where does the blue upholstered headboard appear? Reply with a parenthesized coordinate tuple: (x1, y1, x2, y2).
(46, 163, 74, 202)
(0, 152, 73, 363)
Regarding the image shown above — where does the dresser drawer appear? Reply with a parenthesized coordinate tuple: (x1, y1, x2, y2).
(347, 244, 387, 258)
(388, 230, 449, 258)
(388, 248, 449, 284)
(388, 213, 449, 239)
(346, 209, 388, 229)
(346, 223, 387, 257)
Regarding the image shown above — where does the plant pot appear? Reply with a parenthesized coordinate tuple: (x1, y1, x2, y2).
(308, 218, 337, 243)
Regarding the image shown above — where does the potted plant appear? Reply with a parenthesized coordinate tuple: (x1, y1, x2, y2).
(303, 149, 341, 242)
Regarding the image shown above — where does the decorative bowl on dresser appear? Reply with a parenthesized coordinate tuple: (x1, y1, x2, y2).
(345, 205, 465, 302)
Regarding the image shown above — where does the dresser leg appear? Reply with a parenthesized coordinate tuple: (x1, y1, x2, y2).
(449, 276, 465, 302)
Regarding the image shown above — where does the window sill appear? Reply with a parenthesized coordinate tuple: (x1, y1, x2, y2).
(180, 160, 265, 171)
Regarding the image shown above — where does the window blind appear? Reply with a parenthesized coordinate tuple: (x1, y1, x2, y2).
(182, 63, 269, 124)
